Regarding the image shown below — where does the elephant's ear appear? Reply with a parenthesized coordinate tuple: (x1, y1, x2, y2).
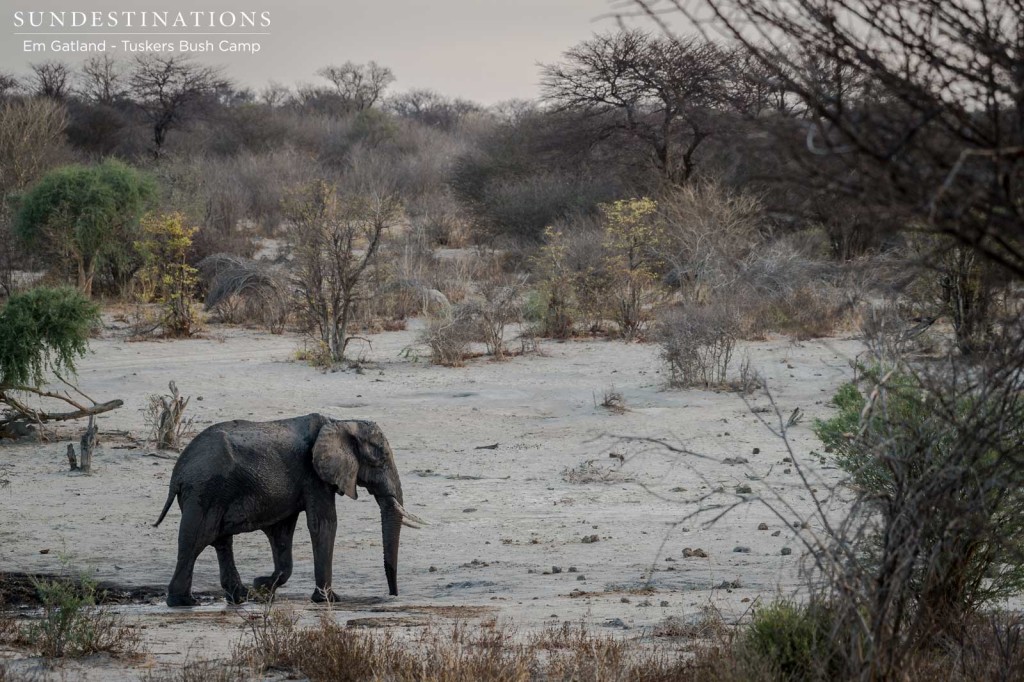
(312, 422, 360, 500)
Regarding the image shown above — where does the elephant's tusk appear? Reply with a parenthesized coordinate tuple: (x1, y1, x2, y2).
(393, 501, 430, 527)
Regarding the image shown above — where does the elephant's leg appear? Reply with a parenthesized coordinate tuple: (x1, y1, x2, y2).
(307, 503, 338, 603)
(254, 514, 299, 590)
(166, 508, 212, 607)
(213, 535, 247, 605)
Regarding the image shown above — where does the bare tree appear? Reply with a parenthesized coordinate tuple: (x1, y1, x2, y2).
(541, 30, 738, 185)
(316, 61, 395, 112)
(128, 54, 225, 157)
(260, 80, 291, 107)
(626, 0, 1024, 278)
(285, 179, 400, 362)
(29, 61, 72, 100)
(387, 88, 480, 130)
(80, 54, 125, 105)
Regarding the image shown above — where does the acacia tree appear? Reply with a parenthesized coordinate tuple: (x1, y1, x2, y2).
(541, 30, 738, 185)
(16, 160, 157, 297)
(128, 54, 225, 157)
(285, 179, 400, 362)
(0, 286, 122, 434)
(316, 61, 395, 112)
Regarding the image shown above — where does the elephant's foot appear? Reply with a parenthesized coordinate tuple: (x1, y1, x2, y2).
(224, 584, 248, 605)
(310, 586, 338, 603)
(166, 593, 198, 608)
(254, 574, 285, 590)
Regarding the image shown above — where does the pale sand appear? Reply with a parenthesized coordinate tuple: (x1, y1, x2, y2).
(0, 321, 863, 678)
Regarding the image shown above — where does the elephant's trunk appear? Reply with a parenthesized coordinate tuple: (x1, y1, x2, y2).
(379, 499, 402, 596)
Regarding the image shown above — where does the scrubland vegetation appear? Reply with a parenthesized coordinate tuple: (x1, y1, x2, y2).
(2, 0, 1024, 679)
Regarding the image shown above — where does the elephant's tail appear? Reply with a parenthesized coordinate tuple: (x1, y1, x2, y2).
(153, 484, 179, 527)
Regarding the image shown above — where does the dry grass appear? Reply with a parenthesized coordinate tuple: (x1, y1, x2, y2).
(223, 615, 701, 682)
(562, 459, 635, 484)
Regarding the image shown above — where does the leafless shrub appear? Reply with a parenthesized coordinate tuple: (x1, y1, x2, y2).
(421, 304, 478, 367)
(408, 189, 473, 247)
(658, 305, 739, 387)
(598, 386, 627, 414)
(476, 270, 528, 359)
(198, 254, 291, 332)
(660, 180, 764, 303)
(734, 355, 764, 395)
(143, 381, 194, 451)
(116, 304, 163, 339)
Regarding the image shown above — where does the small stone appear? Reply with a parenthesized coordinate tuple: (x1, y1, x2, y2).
(463, 508, 477, 513)
(604, 618, 627, 629)
(551, 566, 562, 574)
(782, 457, 792, 463)
(577, 575, 586, 581)
(582, 534, 600, 543)
(39, 549, 50, 555)
(733, 546, 751, 553)
(660, 600, 669, 607)
(783, 468, 792, 474)
(793, 521, 802, 528)
(682, 547, 694, 557)
(757, 523, 769, 531)
(752, 447, 760, 454)
(781, 547, 793, 556)
(670, 486, 686, 492)
(736, 485, 753, 495)
(771, 530, 781, 537)
(568, 566, 578, 573)
(429, 566, 437, 573)
(620, 597, 631, 603)
(693, 548, 708, 558)
(741, 597, 751, 603)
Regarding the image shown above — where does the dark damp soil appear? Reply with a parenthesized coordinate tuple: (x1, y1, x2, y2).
(0, 572, 217, 607)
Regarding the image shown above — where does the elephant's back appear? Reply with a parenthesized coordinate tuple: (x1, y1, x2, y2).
(172, 414, 323, 481)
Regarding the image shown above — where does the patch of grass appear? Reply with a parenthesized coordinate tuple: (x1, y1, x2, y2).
(21, 575, 140, 659)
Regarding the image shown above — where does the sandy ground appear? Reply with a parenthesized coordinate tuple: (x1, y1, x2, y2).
(0, 319, 864, 678)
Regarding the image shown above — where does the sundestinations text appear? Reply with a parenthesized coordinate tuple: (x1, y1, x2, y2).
(13, 11, 271, 29)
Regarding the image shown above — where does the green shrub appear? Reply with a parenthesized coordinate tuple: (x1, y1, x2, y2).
(814, 369, 1024, 623)
(740, 600, 841, 681)
(27, 576, 140, 658)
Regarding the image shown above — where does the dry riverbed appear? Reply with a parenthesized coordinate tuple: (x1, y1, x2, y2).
(0, 321, 863, 679)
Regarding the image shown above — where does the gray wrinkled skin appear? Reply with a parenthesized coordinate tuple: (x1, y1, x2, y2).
(154, 414, 406, 606)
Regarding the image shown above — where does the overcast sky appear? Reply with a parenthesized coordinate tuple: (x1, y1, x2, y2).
(1, 0, 662, 104)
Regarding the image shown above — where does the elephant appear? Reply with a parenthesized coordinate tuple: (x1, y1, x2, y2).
(153, 414, 425, 607)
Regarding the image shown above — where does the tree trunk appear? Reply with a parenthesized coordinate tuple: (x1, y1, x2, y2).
(79, 416, 97, 473)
